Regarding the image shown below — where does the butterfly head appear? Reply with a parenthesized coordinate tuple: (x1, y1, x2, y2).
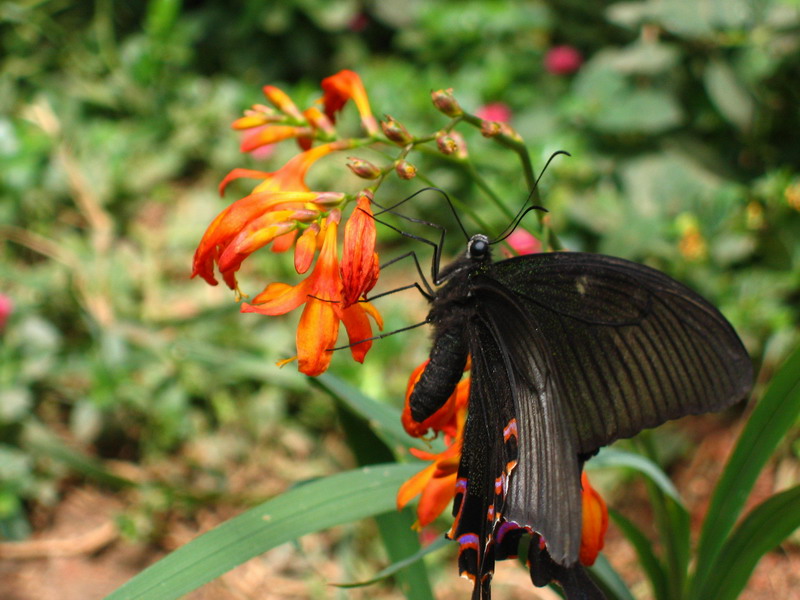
(467, 234, 491, 261)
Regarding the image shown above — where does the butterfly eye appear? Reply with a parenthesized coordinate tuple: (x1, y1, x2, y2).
(468, 235, 490, 259)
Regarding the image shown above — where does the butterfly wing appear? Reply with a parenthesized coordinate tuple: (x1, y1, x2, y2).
(448, 319, 519, 598)
(464, 251, 752, 567)
(481, 251, 752, 455)
(468, 282, 584, 567)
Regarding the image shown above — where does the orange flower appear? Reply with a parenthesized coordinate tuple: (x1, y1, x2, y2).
(192, 193, 320, 288)
(579, 471, 608, 566)
(194, 142, 354, 289)
(239, 124, 311, 153)
(340, 191, 379, 307)
(218, 141, 348, 196)
(397, 366, 470, 528)
(242, 212, 382, 376)
(321, 70, 378, 135)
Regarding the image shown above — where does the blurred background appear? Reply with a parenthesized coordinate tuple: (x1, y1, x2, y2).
(1, 1, 799, 598)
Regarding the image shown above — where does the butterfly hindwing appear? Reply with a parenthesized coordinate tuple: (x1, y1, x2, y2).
(472, 282, 584, 566)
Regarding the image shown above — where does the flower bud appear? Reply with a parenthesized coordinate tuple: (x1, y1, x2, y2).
(262, 85, 303, 119)
(294, 223, 319, 274)
(431, 88, 464, 117)
(480, 120, 502, 138)
(303, 105, 336, 136)
(436, 131, 467, 158)
(395, 160, 417, 180)
(346, 156, 382, 179)
(290, 209, 320, 223)
(436, 133, 457, 155)
(381, 115, 412, 145)
(312, 191, 346, 208)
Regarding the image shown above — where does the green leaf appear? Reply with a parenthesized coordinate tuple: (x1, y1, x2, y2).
(315, 372, 435, 452)
(704, 58, 755, 132)
(104, 463, 421, 600)
(691, 344, 800, 596)
(608, 509, 669, 600)
(333, 536, 451, 588)
(589, 553, 637, 600)
(335, 403, 434, 600)
(589, 447, 683, 505)
(693, 484, 800, 600)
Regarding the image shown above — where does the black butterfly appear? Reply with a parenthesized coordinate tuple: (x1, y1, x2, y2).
(407, 233, 753, 599)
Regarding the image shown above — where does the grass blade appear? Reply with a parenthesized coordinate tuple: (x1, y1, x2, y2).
(104, 463, 420, 600)
(691, 344, 800, 596)
(693, 484, 800, 600)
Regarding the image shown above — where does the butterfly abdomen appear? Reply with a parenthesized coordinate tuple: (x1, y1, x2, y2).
(409, 318, 469, 423)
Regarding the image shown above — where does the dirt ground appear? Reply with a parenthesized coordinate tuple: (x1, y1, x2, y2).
(0, 415, 797, 600)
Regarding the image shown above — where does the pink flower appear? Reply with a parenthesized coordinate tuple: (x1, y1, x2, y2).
(0, 293, 12, 330)
(544, 45, 583, 75)
(476, 102, 512, 123)
(506, 229, 541, 256)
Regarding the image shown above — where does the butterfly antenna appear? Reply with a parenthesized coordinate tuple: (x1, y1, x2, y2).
(490, 150, 570, 244)
(375, 187, 470, 241)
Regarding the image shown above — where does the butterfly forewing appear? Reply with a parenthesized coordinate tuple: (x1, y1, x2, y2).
(480, 252, 752, 455)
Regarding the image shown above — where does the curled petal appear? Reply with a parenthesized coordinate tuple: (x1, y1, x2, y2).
(252, 142, 347, 194)
(359, 300, 383, 330)
(579, 472, 608, 566)
(244, 281, 309, 316)
(217, 213, 296, 275)
(321, 70, 378, 134)
(218, 168, 272, 196)
(294, 224, 319, 274)
(341, 192, 379, 307)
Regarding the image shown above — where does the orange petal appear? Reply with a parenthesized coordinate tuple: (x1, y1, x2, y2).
(320, 70, 377, 134)
(397, 463, 436, 510)
(271, 229, 298, 253)
(240, 125, 305, 153)
(246, 280, 309, 316)
(341, 303, 373, 363)
(218, 168, 272, 196)
(340, 192, 379, 307)
(217, 217, 295, 275)
(579, 472, 608, 566)
(415, 471, 458, 528)
(262, 85, 303, 119)
(294, 224, 319, 274)
(296, 298, 339, 376)
(360, 300, 384, 330)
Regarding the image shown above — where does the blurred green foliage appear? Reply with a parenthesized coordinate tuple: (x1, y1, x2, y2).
(1, 0, 799, 594)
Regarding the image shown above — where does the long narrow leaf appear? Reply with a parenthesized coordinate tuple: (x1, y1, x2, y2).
(589, 553, 637, 600)
(333, 536, 451, 588)
(608, 509, 669, 600)
(336, 403, 434, 600)
(693, 484, 800, 600)
(315, 372, 434, 452)
(589, 447, 683, 505)
(104, 463, 420, 600)
(691, 344, 800, 596)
